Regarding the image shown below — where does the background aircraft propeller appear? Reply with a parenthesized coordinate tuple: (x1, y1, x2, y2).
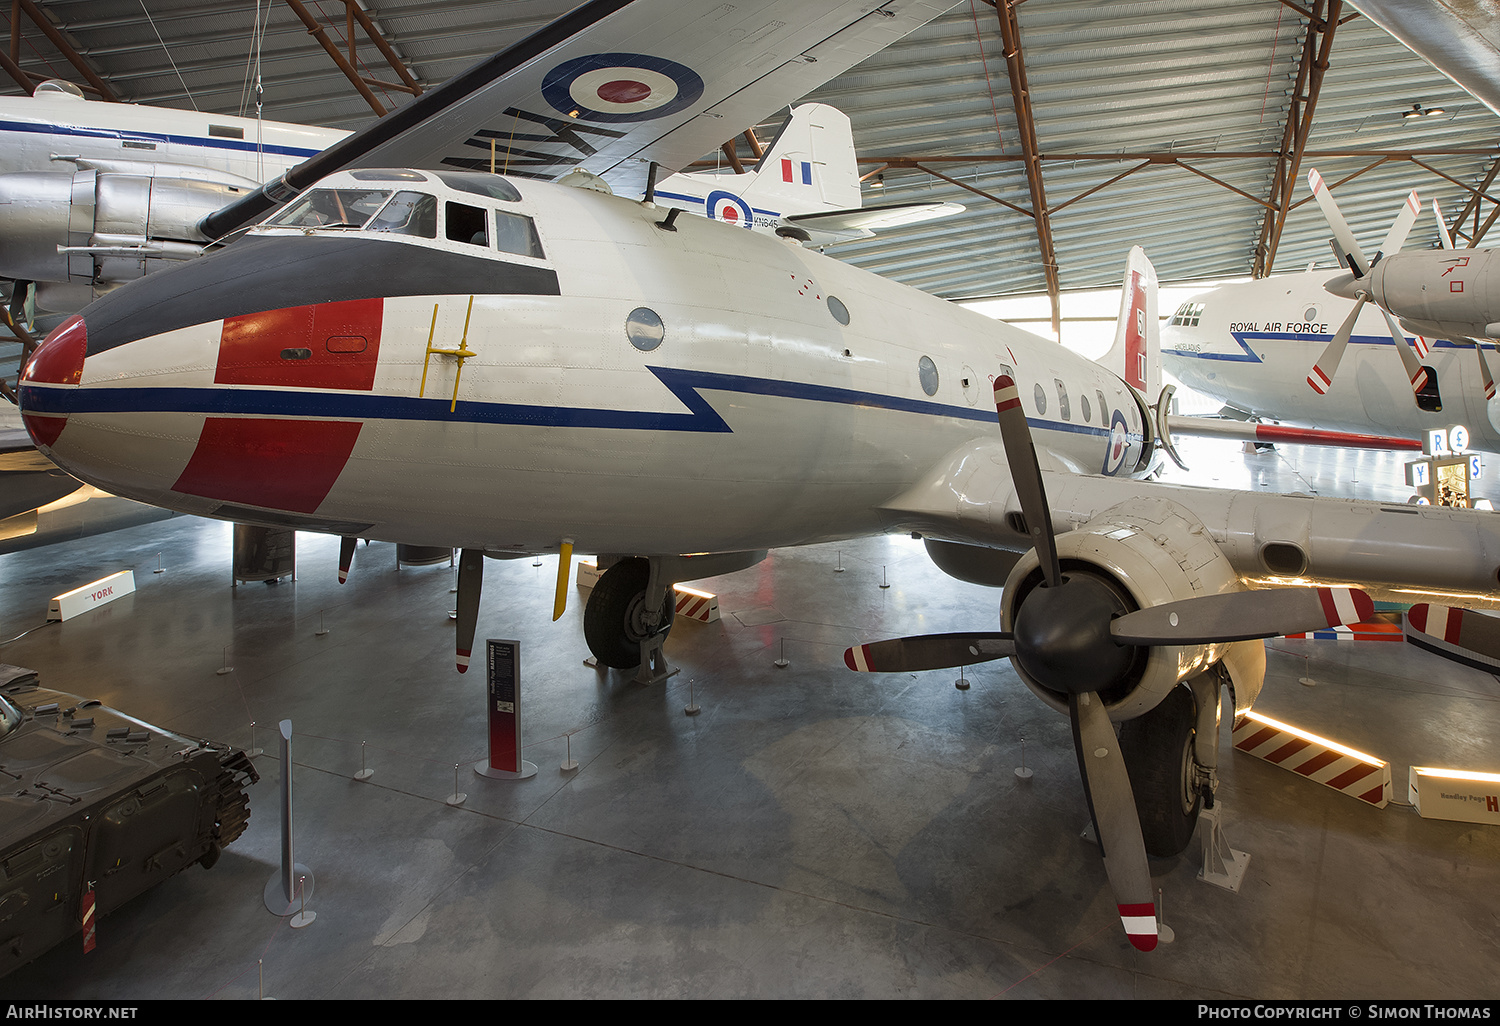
(1306, 169, 1429, 402)
(843, 375, 1375, 952)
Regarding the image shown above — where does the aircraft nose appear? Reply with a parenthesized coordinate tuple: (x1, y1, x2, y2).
(18, 314, 87, 451)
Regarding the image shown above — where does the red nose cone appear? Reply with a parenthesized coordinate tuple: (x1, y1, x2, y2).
(20, 315, 87, 449)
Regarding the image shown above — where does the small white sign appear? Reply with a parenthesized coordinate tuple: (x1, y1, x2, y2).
(1471, 454, 1482, 481)
(1450, 424, 1471, 453)
(1410, 766, 1500, 824)
(48, 570, 136, 621)
(1426, 428, 1449, 456)
(1405, 460, 1431, 487)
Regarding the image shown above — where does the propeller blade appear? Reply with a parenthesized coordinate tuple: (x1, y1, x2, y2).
(1404, 603, 1500, 673)
(994, 375, 1061, 587)
(1110, 586, 1375, 645)
(1433, 199, 1455, 250)
(1376, 188, 1421, 258)
(338, 536, 357, 584)
(844, 632, 1015, 673)
(1381, 307, 1431, 398)
(1070, 691, 1157, 952)
(1476, 342, 1497, 400)
(1307, 297, 1366, 394)
(455, 546, 483, 673)
(1308, 168, 1370, 276)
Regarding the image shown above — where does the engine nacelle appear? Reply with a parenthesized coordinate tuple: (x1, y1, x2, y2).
(0, 164, 251, 287)
(1001, 495, 1245, 722)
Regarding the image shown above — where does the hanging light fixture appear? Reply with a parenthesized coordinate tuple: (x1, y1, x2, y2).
(1404, 102, 1446, 120)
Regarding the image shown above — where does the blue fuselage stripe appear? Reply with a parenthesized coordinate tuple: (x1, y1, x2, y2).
(22, 366, 1121, 441)
(0, 119, 326, 160)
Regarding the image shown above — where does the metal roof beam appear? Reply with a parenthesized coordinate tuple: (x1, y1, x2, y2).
(280, 0, 421, 117)
(995, 0, 1059, 336)
(1254, 0, 1341, 278)
(6, 0, 116, 100)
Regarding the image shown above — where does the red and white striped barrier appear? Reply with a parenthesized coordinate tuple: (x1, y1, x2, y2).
(1232, 710, 1391, 807)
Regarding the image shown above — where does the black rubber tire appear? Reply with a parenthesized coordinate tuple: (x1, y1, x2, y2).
(583, 559, 675, 669)
(1119, 684, 1201, 858)
(199, 841, 222, 870)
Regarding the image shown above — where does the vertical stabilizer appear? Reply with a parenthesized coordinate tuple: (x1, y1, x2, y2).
(749, 102, 861, 212)
(1102, 246, 1160, 400)
(651, 103, 862, 226)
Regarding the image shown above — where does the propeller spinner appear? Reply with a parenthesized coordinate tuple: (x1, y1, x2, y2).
(843, 375, 1375, 951)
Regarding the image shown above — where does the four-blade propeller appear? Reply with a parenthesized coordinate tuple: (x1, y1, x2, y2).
(1305, 169, 1431, 403)
(843, 375, 1376, 952)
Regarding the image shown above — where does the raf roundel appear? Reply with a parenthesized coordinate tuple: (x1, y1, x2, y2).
(541, 52, 705, 123)
(1104, 409, 1130, 476)
(706, 190, 754, 229)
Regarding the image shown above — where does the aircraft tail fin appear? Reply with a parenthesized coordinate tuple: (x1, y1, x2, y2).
(1101, 246, 1160, 401)
(748, 102, 862, 212)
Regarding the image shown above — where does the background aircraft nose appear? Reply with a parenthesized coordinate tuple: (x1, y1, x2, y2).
(18, 314, 87, 449)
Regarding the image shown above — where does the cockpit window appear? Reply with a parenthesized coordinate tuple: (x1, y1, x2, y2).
(432, 170, 523, 203)
(268, 188, 391, 229)
(1170, 302, 1204, 327)
(447, 202, 488, 246)
(494, 210, 545, 259)
(368, 191, 437, 238)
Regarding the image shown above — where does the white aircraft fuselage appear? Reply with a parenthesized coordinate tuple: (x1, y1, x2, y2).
(1161, 269, 1500, 451)
(0, 88, 342, 183)
(18, 168, 1149, 556)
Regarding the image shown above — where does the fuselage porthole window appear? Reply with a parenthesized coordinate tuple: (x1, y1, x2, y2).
(626, 308, 665, 352)
(1033, 382, 1046, 416)
(918, 356, 939, 396)
(827, 295, 850, 326)
(1096, 390, 1109, 422)
(1055, 379, 1070, 421)
(1080, 392, 1092, 423)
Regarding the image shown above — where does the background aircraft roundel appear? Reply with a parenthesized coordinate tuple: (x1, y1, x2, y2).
(706, 190, 755, 228)
(541, 52, 706, 123)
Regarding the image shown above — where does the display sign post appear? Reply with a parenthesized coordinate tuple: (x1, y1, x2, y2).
(475, 639, 536, 780)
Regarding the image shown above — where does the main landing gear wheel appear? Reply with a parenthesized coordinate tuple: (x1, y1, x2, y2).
(1119, 684, 1201, 858)
(584, 558, 675, 669)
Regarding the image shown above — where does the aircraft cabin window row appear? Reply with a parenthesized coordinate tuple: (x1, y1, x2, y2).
(1170, 302, 1204, 327)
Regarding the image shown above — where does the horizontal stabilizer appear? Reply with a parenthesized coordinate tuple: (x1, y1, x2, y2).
(787, 200, 964, 234)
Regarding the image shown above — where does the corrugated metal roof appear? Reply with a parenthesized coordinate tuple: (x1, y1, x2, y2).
(2, 0, 1497, 302)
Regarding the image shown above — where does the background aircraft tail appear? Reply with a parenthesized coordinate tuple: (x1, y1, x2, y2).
(1101, 246, 1161, 401)
(654, 103, 861, 221)
(747, 102, 861, 213)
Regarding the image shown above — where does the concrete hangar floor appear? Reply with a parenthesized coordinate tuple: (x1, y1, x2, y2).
(1, 437, 1497, 1000)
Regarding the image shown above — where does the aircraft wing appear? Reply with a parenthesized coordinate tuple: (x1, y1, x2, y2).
(875, 437, 1500, 609)
(201, 0, 958, 238)
(1346, 1, 1500, 117)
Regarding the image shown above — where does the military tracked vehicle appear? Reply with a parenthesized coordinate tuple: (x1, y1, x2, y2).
(0, 664, 258, 976)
